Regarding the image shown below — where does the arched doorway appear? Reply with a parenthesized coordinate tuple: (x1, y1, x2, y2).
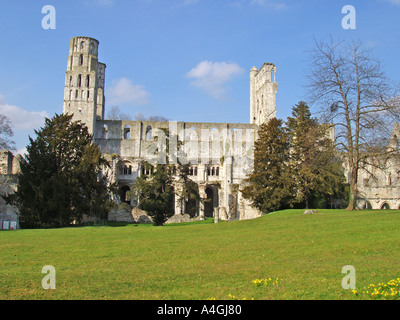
(204, 186, 218, 218)
(185, 184, 199, 218)
(120, 186, 131, 204)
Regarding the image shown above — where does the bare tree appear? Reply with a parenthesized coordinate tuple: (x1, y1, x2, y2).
(106, 106, 132, 121)
(0, 114, 16, 151)
(134, 112, 146, 121)
(107, 107, 168, 122)
(134, 112, 168, 122)
(307, 37, 400, 210)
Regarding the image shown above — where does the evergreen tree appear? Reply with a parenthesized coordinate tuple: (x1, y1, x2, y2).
(6, 114, 115, 228)
(133, 162, 175, 226)
(241, 118, 293, 214)
(286, 102, 345, 209)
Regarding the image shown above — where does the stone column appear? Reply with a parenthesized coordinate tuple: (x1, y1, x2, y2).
(174, 183, 184, 215)
(214, 207, 219, 223)
(199, 185, 206, 220)
(239, 201, 245, 220)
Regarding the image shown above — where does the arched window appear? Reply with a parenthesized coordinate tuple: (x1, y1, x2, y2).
(363, 201, 372, 210)
(119, 162, 133, 176)
(381, 203, 390, 210)
(188, 127, 197, 141)
(122, 165, 132, 175)
(79, 54, 83, 66)
(210, 127, 219, 141)
(77, 74, 82, 87)
(145, 125, 152, 141)
(103, 124, 108, 139)
(124, 125, 131, 139)
(80, 41, 85, 50)
(206, 166, 219, 176)
(141, 164, 153, 176)
(86, 75, 90, 88)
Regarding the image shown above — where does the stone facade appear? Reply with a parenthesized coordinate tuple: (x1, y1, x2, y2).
(349, 123, 400, 210)
(63, 37, 276, 222)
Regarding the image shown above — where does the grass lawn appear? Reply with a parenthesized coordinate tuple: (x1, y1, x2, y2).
(1, 209, 400, 300)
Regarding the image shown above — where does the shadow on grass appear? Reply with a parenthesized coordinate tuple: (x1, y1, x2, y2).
(75, 220, 131, 228)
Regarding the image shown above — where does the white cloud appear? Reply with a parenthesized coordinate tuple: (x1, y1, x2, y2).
(387, 0, 400, 5)
(107, 78, 150, 106)
(17, 147, 27, 157)
(185, 61, 244, 100)
(0, 95, 49, 131)
(250, 0, 287, 10)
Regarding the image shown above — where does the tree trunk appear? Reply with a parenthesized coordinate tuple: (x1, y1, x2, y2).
(346, 165, 358, 211)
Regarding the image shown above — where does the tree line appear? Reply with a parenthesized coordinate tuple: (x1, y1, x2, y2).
(2, 37, 399, 228)
(242, 101, 347, 214)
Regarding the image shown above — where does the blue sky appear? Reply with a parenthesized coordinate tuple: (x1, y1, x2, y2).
(0, 0, 400, 154)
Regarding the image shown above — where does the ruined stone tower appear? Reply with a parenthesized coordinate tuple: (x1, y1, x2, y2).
(63, 36, 106, 134)
(250, 63, 278, 126)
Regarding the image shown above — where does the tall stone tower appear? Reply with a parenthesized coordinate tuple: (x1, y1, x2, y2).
(250, 63, 278, 126)
(63, 36, 106, 134)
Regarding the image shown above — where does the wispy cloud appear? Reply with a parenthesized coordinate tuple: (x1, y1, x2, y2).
(182, 0, 199, 5)
(84, 0, 114, 7)
(0, 95, 48, 131)
(185, 60, 244, 100)
(386, 0, 400, 5)
(250, 0, 287, 10)
(107, 78, 150, 106)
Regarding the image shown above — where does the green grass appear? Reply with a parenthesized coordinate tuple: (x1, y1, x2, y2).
(1, 209, 400, 300)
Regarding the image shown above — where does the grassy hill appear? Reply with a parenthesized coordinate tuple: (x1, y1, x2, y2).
(1, 209, 400, 300)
